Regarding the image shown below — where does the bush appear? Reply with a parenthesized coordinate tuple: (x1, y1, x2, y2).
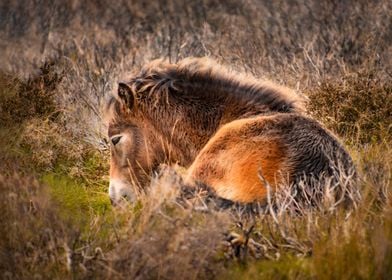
(308, 71, 392, 144)
(0, 62, 60, 126)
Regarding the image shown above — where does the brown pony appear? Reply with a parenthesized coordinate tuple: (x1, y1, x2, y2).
(105, 57, 355, 204)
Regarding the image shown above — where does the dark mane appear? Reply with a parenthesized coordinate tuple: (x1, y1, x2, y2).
(131, 57, 303, 111)
(105, 57, 304, 122)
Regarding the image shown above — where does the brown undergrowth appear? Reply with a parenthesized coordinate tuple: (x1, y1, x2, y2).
(0, 0, 391, 279)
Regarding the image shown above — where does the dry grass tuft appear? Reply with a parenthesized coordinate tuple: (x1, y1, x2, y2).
(20, 118, 83, 170)
(103, 170, 232, 279)
(0, 174, 73, 279)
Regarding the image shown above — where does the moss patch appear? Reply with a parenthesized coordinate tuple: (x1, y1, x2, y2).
(42, 173, 111, 222)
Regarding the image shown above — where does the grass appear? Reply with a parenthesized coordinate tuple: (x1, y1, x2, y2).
(0, 0, 391, 279)
(222, 257, 312, 279)
(307, 70, 392, 144)
(43, 173, 110, 219)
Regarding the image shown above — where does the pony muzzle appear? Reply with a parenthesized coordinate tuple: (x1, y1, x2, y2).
(109, 178, 134, 205)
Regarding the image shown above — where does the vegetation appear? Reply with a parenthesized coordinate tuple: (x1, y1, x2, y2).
(0, 0, 391, 279)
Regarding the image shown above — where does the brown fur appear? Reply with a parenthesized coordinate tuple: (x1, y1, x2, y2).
(187, 113, 355, 203)
(105, 57, 354, 204)
(106, 57, 304, 163)
(186, 117, 286, 201)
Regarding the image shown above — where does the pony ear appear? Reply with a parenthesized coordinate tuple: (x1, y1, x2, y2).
(117, 82, 135, 109)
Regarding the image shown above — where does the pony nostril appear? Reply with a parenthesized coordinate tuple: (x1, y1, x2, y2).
(109, 195, 129, 207)
(111, 135, 122, 146)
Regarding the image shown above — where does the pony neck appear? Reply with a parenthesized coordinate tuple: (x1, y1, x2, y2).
(139, 101, 222, 166)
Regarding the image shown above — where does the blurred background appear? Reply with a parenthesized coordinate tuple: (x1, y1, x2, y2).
(0, 1, 391, 279)
(1, 0, 391, 146)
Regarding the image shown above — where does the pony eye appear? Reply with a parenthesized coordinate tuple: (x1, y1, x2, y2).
(111, 135, 122, 146)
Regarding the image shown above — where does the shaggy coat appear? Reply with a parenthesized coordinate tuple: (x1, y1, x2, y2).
(106, 57, 354, 204)
(187, 113, 354, 202)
